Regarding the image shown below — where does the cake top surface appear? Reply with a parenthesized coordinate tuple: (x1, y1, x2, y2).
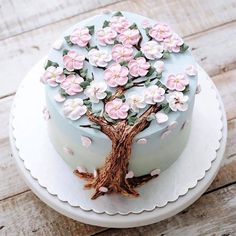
(42, 11, 198, 138)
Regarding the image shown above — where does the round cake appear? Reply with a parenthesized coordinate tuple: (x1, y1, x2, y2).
(41, 11, 198, 199)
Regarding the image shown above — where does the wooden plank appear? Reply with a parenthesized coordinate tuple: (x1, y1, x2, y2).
(98, 184, 236, 235)
(0, 0, 122, 40)
(188, 21, 236, 77)
(1, 0, 236, 97)
(0, 191, 104, 235)
(213, 68, 236, 121)
(2, 0, 236, 40)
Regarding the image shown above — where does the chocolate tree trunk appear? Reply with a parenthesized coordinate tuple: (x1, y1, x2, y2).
(74, 105, 161, 199)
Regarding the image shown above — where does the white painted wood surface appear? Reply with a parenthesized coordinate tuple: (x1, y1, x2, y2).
(0, 0, 236, 235)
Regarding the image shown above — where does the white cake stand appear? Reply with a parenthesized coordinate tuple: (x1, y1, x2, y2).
(9, 60, 227, 228)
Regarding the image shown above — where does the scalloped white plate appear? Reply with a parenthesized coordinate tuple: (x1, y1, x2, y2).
(9, 60, 227, 226)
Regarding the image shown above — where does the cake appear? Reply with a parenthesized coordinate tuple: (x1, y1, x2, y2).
(41, 11, 198, 199)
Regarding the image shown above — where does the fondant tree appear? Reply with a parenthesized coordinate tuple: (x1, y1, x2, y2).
(43, 11, 190, 199)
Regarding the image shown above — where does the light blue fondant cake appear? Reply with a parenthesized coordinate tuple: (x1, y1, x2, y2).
(41, 11, 198, 199)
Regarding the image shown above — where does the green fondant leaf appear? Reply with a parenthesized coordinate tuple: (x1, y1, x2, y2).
(87, 45, 99, 51)
(64, 36, 73, 46)
(113, 11, 123, 17)
(124, 81, 134, 89)
(103, 113, 117, 124)
(162, 51, 171, 59)
(146, 113, 156, 122)
(93, 109, 103, 117)
(80, 80, 90, 89)
(146, 66, 155, 77)
(180, 43, 189, 53)
(128, 115, 138, 126)
(62, 49, 69, 56)
(145, 78, 151, 87)
(91, 124, 101, 130)
(44, 60, 59, 70)
(83, 99, 92, 109)
(59, 88, 68, 97)
(117, 94, 126, 102)
(129, 23, 138, 30)
(79, 68, 88, 78)
(183, 84, 190, 93)
(63, 68, 71, 75)
(87, 25, 95, 35)
(119, 61, 128, 67)
(162, 103, 172, 113)
(105, 90, 112, 99)
(103, 20, 110, 28)
(156, 73, 162, 79)
(145, 27, 151, 38)
(155, 80, 167, 90)
(134, 51, 144, 59)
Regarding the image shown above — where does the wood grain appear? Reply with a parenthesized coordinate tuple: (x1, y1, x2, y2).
(0, 0, 123, 40)
(98, 184, 236, 235)
(1, 0, 236, 98)
(0, 191, 104, 235)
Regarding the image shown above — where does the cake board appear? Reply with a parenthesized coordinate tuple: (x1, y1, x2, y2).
(9, 59, 227, 228)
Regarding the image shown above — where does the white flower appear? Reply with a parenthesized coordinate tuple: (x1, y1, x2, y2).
(185, 64, 198, 76)
(166, 91, 189, 112)
(153, 60, 164, 74)
(63, 98, 87, 120)
(144, 85, 165, 104)
(84, 81, 107, 103)
(88, 49, 112, 67)
(155, 112, 168, 124)
(126, 93, 146, 112)
(141, 41, 163, 60)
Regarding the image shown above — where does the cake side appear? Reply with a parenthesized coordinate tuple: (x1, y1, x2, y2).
(41, 11, 198, 199)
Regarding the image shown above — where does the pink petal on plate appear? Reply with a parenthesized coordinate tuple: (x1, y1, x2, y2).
(151, 168, 161, 176)
(81, 136, 92, 147)
(137, 138, 147, 145)
(168, 121, 178, 130)
(76, 166, 87, 173)
(161, 130, 172, 139)
(99, 186, 108, 193)
(63, 146, 74, 156)
(54, 93, 66, 102)
(125, 171, 134, 179)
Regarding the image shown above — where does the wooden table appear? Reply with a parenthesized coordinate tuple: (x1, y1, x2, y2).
(0, 0, 236, 235)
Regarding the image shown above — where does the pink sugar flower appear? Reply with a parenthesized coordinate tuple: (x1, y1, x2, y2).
(144, 85, 165, 104)
(63, 50, 85, 72)
(60, 74, 84, 95)
(112, 44, 134, 63)
(149, 23, 172, 42)
(96, 27, 117, 46)
(41, 66, 65, 87)
(141, 40, 163, 60)
(185, 65, 198, 76)
(70, 27, 91, 47)
(128, 57, 150, 77)
(109, 16, 130, 33)
(166, 74, 189, 91)
(105, 98, 129, 120)
(118, 29, 140, 47)
(163, 33, 184, 53)
(104, 64, 129, 87)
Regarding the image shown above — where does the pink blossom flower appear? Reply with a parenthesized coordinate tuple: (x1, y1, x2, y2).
(41, 66, 65, 87)
(104, 64, 129, 87)
(105, 98, 129, 119)
(163, 33, 184, 53)
(112, 44, 133, 62)
(141, 41, 163, 60)
(149, 23, 172, 42)
(70, 27, 91, 47)
(144, 85, 165, 104)
(166, 91, 189, 112)
(88, 49, 112, 67)
(96, 27, 117, 46)
(185, 65, 198, 76)
(63, 50, 85, 71)
(166, 74, 189, 91)
(153, 60, 164, 74)
(63, 98, 87, 120)
(128, 57, 150, 77)
(141, 19, 151, 29)
(109, 16, 130, 33)
(118, 29, 140, 47)
(60, 74, 84, 95)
